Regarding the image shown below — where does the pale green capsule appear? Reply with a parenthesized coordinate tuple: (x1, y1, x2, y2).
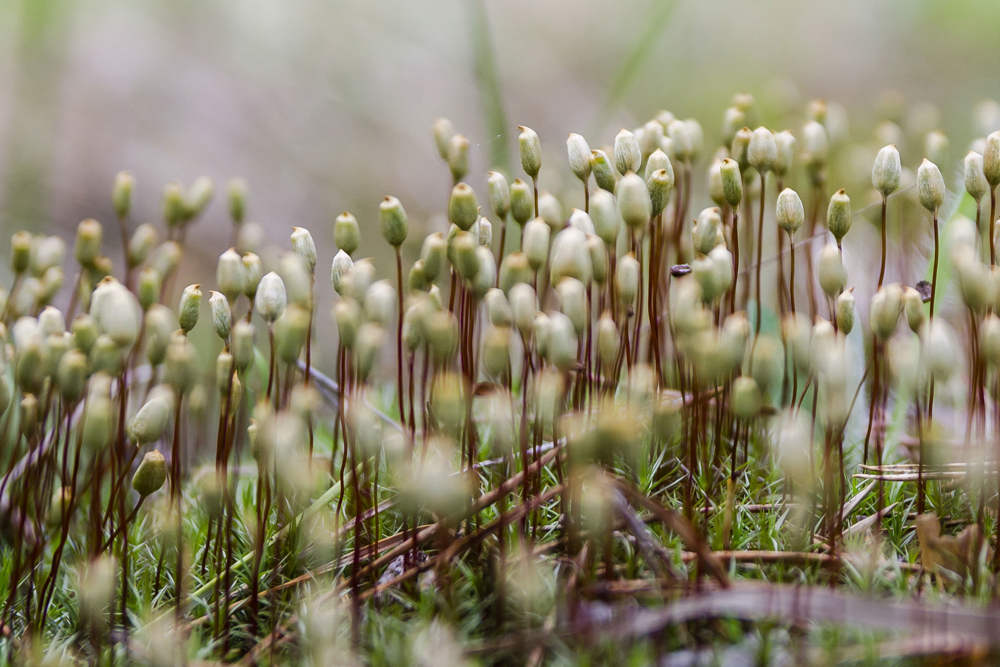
(902, 286, 925, 334)
(667, 120, 692, 163)
(510, 178, 534, 226)
(827, 189, 852, 244)
(379, 196, 409, 248)
(921, 319, 960, 383)
(965, 151, 988, 201)
(242, 252, 262, 299)
(163, 182, 185, 227)
(730, 127, 752, 172)
(550, 227, 591, 285)
(449, 183, 478, 232)
(518, 126, 541, 178)
(334, 211, 360, 256)
(290, 227, 317, 275)
(721, 107, 746, 148)
(112, 171, 134, 220)
(447, 133, 470, 183)
(209, 291, 232, 340)
(128, 223, 158, 268)
(984, 131, 1000, 187)
(364, 280, 396, 327)
(596, 312, 618, 368)
(424, 310, 458, 362)
(137, 267, 161, 312)
(420, 232, 447, 282)
(255, 272, 286, 322)
(482, 325, 511, 378)
(130, 391, 172, 445)
(75, 220, 102, 268)
(591, 150, 616, 192)
(731, 376, 761, 419)
(508, 283, 537, 338)
(149, 241, 181, 278)
(227, 177, 248, 225)
(132, 450, 167, 496)
(587, 235, 608, 285)
(869, 283, 903, 341)
(646, 148, 672, 183)
(980, 314, 1000, 366)
(692, 207, 721, 255)
(353, 322, 384, 380)
(750, 334, 784, 395)
(590, 189, 619, 247)
(776, 188, 804, 235)
(487, 171, 510, 221)
(567, 133, 591, 182)
(817, 244, 845, 297)
(408, 260, 429, 293)
(184, 176, 215, 219)
(773, 131, 795, 178)
(97, 282, 140, 350)
(556, 277, 588, 336)
(178, 284, 202, 333)
(10, 232, 31, 275)
(721, 158, 742, 207)
(546, 311, 577, 371)
(802, 121, 829, 171)
(143, 305, 177, 367)
(485, 288, 512, 327)
(538, 192, 563, 233)
(692, 256, 722, 304)
(471, 246, 496, 299)
(432, 118, 455, 161)
(333, 298, 361, 350)
(57, 349, 87, 403)
(647, 168, 673, 218)
(330, 250, 354, 296)
(872, 144, 901, 196)
(640, 120, 664, 162)
(31, 236, 65, 276)
(274, 304, 311, 365)
(614, 129, 641, 176)
(166, 334, 197, 393)
(479, 218, 493, 249)
(747, 126, 776, 174)
(836, 289, 855, 335)
(452, 231, 480, 282)
(616, 253, 639, 307)
(917, 158, 945, 212)
(82, 375, 113, 452)
(522, 219, 550, 272)
(344, 258, 375, 304)
(233, 320, 255, 372)
(616, 172, 651, 231)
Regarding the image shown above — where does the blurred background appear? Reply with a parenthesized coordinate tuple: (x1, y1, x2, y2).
(1, 0, 999, 370)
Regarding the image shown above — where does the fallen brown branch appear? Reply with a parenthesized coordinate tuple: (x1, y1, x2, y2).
(464, 581, 1000, 656)
(698, 503, 788, 514)
(682, 550, 837, 567)
(841, 479, 877, 518)
(240, 445, 565, 664)
(611, 479, 729, 588)
(845, 502, 897, 537)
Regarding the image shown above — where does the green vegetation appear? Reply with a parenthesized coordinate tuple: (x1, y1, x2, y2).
(3, 93, 1000, 665)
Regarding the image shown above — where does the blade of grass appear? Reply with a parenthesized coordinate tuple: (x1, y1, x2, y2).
(467, 0, 511, 176)
(589, 0, 677, 136)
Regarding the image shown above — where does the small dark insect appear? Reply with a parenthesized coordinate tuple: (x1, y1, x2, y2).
(670, 264, 692, 277)
(915, 280, 932, 302)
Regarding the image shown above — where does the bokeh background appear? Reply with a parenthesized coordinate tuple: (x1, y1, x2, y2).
(1, 0, 998, 370)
